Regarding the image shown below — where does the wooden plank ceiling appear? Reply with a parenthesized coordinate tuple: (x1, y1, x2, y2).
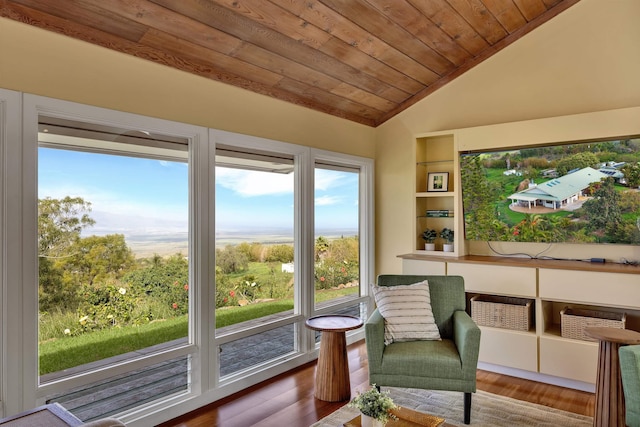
(1, 0, 580, 127)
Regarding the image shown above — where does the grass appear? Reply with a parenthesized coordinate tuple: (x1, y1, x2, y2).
(40, 316, 188, 374)
(39, 286, 359, 375)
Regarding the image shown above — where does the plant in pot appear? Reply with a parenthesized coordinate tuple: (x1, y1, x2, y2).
(348, 385, 398, 427)
(421, 228, 437, 251)
(439, 228, 454, 252)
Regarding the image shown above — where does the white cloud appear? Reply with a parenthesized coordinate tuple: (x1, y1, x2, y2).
(315, 169, 344, 191)
(315, 195, 341, 206)
(216, 167, 293, 196)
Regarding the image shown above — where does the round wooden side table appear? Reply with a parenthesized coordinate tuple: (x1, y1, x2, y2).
(584, 327, 640, 427)
(305, 314, 363, 402)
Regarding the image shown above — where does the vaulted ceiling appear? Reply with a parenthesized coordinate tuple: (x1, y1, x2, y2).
(1, 0, 580, 126)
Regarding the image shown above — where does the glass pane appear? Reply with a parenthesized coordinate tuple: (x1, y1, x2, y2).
(37, 118, 190, 380)
(314, 166, 360, 308)
(312, 302, 367, 344)
(219, 324, 295, 377)
(214, 148, 295, 332)
(45, 355, 189, 422)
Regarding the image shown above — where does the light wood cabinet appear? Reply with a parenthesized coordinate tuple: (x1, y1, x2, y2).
(400, 255, 640, 389)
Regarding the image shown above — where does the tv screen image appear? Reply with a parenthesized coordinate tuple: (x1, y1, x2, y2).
(460, 138, 640, 245)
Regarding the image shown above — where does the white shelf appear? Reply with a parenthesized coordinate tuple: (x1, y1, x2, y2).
(416, 191, 455, 198)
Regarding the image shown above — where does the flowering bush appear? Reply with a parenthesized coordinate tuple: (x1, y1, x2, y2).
(348, 385, 398, 423)
(314, 259, 358, 290)
(73, 283, 144, 334)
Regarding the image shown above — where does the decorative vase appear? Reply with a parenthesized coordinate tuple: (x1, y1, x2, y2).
(360, 414, 385, 427)
(443, 243, 454, 252)
(424, 243, 435, 251)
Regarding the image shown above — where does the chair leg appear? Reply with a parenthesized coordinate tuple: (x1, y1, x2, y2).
(464, 392, 471, 424)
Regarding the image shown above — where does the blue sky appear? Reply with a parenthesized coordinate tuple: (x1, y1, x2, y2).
(38, 148, 359, 239)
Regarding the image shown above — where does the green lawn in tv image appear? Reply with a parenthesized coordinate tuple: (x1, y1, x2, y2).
(460, 138, 640, 245)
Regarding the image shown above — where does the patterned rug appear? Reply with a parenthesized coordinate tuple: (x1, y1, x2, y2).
(311, 387, 592, 427)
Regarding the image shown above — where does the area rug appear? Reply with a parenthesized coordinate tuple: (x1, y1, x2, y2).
(311, 388, 592, 427)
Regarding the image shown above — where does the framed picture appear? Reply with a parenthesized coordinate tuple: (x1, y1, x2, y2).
(427, 172, 449, 192)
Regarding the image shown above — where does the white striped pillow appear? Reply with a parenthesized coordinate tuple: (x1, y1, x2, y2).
(372, 281, 441, 345)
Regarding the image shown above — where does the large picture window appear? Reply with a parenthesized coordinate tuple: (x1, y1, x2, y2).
(1, 95, 372, 425)
(314, 163, 361, 310)
(36, 117, 192, 421)
(214, 145, 298, 377)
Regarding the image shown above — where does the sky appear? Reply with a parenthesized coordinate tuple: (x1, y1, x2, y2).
(38, 147, 359, 242)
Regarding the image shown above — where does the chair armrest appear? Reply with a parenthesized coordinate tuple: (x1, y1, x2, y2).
(620, 344, 640, 418)
(453, 310, 481, 375)
(365, 309, 385, 368)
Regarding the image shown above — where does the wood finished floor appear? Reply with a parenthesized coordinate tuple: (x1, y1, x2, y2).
(160, 340, 594, 427)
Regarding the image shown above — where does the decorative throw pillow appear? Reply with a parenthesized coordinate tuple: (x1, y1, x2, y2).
(371, 280, 441, 345)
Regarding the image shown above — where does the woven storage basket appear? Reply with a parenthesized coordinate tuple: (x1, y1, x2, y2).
(560, 308, 626, 342)
(470, 295, 533, 331)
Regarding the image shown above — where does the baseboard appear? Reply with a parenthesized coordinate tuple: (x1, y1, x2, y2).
(477, 362, 595, 393)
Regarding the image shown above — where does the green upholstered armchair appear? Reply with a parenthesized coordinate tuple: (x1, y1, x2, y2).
(620, 344, 640, 427)
(365, 275, 481, 425)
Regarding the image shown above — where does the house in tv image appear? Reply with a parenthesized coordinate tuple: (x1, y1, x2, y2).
(508, 167, 607, 211)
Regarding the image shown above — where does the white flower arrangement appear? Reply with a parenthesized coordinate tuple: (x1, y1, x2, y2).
(348, 385, 398, 424)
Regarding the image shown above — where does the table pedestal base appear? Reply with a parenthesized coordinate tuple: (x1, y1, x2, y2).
(585, 327, 640, 427)
(315, 330, 350, 402)
(593, 340, 626, 427)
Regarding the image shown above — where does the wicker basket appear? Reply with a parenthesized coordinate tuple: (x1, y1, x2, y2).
(470, 295, 533, 331)
(560, 308, 626, 342)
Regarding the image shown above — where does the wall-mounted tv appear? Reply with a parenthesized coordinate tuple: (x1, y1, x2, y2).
(460, 137, 640, 245)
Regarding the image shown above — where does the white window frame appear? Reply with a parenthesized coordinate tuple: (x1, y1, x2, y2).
(0, 88, 22, 418)
(16, 95, 210, 423)
(311, 149, 375, 317)
(0, 93, 373, 426)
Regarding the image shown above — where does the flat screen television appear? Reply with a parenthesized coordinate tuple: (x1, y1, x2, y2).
(459, 137, 640, 246)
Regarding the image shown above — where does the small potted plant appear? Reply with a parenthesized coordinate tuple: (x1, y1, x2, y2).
(348, 385, 398, 427)
(439, 228, 454, 252)
(421, 228, 437, 251)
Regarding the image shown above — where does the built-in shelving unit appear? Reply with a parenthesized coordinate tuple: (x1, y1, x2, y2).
(414, 133, 460, 256)
(403, 108, 640, 391)
(400, 254, 640, 390)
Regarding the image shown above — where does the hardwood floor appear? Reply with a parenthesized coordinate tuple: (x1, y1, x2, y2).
(159, 340, 594, 427)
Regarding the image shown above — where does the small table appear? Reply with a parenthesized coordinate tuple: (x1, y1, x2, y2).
(584, 327, 640, 427)
(305, 314, 363, 402)
(344, 407, 451, 427)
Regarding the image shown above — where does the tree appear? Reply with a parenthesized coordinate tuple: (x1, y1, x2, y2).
(460, 155, 503, 241)
(216, 245, 249, 274)
(555, 152, 599, 176)
(582, 177, 622, 239)
(38, 197, 95, 312)
(511, 214, 550, 242)
(38, 197, 95, 257)
(264, 244, 294, 263)
(64, 234, 135, 286)
(622, 162, 640, 188)
(315, 236, 329, 260)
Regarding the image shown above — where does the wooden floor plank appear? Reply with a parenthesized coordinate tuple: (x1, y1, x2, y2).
(159, 340, 594, 426)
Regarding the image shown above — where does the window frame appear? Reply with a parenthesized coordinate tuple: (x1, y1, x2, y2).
(19, 95, 210, 416)
(1, 94, 373, 425)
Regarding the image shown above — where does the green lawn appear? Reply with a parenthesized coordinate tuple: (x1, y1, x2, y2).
(39, 286, 359, 375)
